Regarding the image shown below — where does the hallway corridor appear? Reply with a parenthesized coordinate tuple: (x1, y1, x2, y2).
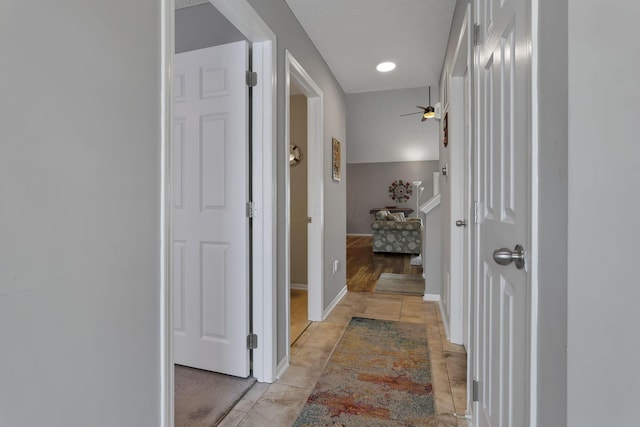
(218, 291, 467, 426)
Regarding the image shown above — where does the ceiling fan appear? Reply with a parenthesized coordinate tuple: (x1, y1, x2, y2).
(400, 86, 436, 122)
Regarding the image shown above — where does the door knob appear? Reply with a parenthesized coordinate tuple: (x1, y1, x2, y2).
(455, 220, 467, 227)
(492, 244, 526, 270)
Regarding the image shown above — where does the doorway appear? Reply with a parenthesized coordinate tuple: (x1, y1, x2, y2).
(284, 50, 324, 362)
(162, 0, 277, 423)
(289, 85, 311, 344)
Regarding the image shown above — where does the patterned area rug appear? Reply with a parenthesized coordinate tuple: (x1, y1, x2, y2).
(374, 273, 424, 296)
(293, 317, 434, 426)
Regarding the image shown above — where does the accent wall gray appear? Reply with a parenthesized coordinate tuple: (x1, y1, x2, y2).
(347, 161, 440, 234)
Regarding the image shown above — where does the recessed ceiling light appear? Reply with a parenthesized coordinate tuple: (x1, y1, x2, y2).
(376, 62, 396, 72)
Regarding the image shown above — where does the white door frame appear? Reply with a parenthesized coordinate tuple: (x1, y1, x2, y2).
(448, 3, 475, 417)
(160, 0, 277, 425)
(447, 4, 472, 346)
(284, 50, 324, 360)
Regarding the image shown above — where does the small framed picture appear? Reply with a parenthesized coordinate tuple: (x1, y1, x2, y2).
(332, 138, 341, 182)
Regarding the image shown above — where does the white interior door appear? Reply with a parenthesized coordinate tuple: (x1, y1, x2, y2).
(474, 0, 530, 425)
(172, 41, 250, 378)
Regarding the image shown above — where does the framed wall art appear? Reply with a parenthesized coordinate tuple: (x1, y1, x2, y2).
(332, 138, 341, 182)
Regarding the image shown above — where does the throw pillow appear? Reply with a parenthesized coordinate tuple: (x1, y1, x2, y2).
(388, 212, 406, 222)
(375, 209, 390, 220)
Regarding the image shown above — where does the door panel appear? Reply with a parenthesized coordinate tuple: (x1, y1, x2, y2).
(172, 41, 250, 378)
(475, 0, 529, 425)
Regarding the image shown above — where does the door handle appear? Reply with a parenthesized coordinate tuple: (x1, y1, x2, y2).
(455, 220, 467, 227)
(492, 244, 526, 270)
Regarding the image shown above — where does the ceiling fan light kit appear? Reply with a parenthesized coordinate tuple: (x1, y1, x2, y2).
(401, 85, 437, 122)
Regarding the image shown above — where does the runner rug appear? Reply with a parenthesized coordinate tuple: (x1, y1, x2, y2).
(293, 317, 434, 426)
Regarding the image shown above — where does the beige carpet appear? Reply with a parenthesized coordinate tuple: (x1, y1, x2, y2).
(374, 273, 424, 296)
(175, 365, 256, 427)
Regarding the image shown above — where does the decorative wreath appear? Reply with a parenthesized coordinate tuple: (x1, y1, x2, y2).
(388, 180, 413, 203)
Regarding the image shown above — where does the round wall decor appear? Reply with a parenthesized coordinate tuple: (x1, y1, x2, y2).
(388, 180, 413, 203)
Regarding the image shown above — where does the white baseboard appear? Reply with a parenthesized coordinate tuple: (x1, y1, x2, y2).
(423, 293, 450, 340)
(422, 293, 440, 302)
(290, 283, 308, 290)
(323, 285, 348, 319)
(347, 233, 372, 237)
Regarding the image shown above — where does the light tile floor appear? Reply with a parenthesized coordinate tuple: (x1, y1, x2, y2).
(219, 292, 469, 427)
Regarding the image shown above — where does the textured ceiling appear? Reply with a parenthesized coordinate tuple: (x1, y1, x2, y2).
(285, 0, 456, 94)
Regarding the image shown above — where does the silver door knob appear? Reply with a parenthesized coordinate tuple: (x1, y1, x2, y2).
(455, 220, 467, 227)
(492, 244, 526, 270)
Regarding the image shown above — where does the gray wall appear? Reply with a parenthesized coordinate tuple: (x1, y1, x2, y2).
(567, 1, 640, 426)
(347, 161, 439, 234)
(247, 0, 347, 364)
(175, 3, 246, 53)
(0, 1, 161, 425)
(536, 0, 568, 424)
(290, 94, 308, 285)
(346, 88, 440, 163)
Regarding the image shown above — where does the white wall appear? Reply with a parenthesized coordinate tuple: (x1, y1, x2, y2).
(247, 0, 347, 364)
(0, 1, 162, 426)
(346, 88, 440, 163)
(567, 2, 640, 426)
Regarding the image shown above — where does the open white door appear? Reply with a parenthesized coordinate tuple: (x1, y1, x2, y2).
(172, 41, 250, 378)
(474, 0, 531, 425)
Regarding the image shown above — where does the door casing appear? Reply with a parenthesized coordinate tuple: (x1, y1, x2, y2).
(160, 1, 277, 425)
(284, 50, 325, 369)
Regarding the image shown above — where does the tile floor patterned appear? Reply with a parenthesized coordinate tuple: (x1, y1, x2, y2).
(219, 292, 469, 427)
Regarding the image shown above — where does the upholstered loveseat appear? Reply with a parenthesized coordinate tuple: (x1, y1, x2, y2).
(371, 209, 422, 254)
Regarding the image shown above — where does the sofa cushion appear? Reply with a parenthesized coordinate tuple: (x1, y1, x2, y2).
(371, 219, 422, 231)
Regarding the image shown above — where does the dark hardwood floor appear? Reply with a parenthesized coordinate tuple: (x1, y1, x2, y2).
(346, 235, 422, 292)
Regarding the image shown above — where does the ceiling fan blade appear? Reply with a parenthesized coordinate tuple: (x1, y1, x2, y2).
(400, 111, 423, 117)
(417, 106, 428, 110)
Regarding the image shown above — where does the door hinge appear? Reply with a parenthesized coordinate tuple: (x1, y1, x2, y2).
(247, 333, 258, 350)
(246, 71, 258, 87)
(473, 23, 481, 46)
(472, 380, 480, 402)
(246, 201, 254, 218)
